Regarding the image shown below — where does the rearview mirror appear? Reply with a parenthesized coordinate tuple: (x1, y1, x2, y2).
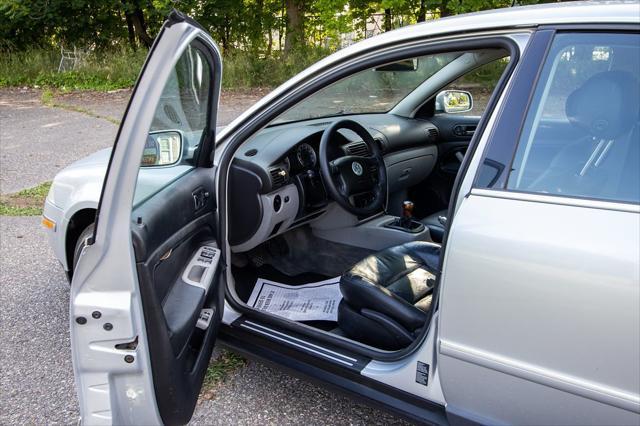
(374, 58, 418, 72)
(435, 90, 473, 113)
(141, 131, 183, 167)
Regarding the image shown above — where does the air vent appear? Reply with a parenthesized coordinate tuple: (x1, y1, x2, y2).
(426, 127, 439, 142)
(269, 167, 288, 188)
(346, 141, 369, 157)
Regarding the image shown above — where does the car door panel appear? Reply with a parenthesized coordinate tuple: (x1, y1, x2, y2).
(409, 115, 479, 215)
(70, 12, 223, 426)
(439, 193, 640, 425)
(430, 114, 480, 143)
(438, 28, 640, 425)
(132, 168, 218, 355)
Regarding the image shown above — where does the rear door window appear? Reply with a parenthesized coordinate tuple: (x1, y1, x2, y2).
(506, 32, 640, 203)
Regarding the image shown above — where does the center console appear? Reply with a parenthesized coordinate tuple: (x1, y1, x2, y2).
(311, 200, 433, 251)
(383, 200, 425, 233)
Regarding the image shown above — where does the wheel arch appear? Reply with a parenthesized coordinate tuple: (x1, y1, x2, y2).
(65, 208, 97, 280)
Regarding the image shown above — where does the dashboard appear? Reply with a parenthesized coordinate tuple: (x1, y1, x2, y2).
(229, 113, 440, 252)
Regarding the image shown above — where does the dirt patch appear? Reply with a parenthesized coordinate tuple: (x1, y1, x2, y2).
(0, 182, 51, 216)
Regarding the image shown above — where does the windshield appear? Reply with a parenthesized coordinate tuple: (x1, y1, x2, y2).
(274, 51, 462, 124)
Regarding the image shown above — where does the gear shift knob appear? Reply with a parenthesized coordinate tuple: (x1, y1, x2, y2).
(402, 200, 414, 220)
(400, 201, 414, 229)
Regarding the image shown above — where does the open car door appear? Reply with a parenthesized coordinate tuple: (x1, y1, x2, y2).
(70, 11, 224, 425)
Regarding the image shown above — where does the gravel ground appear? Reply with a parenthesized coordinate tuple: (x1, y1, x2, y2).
(191, 360, 408, 425)
(0, 89, 410, 425)
(0, 216, 78, 424)
(0, 89, 117, 193)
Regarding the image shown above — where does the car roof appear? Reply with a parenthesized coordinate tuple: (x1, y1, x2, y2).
(216, 0, 639, 145)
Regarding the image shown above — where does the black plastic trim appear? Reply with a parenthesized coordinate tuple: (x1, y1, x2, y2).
(188, 37, 221, 169)
(538, 23, 640, 32)
(472, 29, 554, 190)
(166, 9, 207, 32)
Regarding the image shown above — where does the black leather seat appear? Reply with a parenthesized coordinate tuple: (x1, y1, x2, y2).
(338, 241, 440, 350)
(420, 209, 447, 243)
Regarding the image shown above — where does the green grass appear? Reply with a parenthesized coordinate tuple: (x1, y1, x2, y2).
(0, 47, 329, 91)
(0, 48, 147, 91)
(221, 48, 330, 89)
(200, 349, 246, 398)
(0, 181, 52, 216)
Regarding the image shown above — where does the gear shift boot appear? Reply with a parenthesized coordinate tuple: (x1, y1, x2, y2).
(384, 200, 425, 233)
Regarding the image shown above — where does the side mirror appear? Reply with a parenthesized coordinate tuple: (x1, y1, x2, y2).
(141, 131, 183, 167)
(435, 90, 473, 114)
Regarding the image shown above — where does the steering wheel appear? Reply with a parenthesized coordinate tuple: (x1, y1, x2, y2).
(319, 119, 387, 217)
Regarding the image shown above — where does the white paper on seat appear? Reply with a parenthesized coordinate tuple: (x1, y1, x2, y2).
(247, 277, 342, 322)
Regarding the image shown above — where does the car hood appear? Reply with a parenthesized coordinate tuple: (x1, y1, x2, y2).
(65, 147, 113, 171)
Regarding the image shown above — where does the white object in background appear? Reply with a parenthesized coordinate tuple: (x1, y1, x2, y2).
(247, 277, 342, 322)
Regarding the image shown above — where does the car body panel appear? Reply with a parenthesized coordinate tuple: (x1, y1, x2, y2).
(439, 191, 640, 424)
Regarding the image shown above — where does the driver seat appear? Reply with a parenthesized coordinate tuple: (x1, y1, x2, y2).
(338, 241, 440, 350)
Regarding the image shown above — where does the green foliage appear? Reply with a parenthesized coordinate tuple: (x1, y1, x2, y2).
(0, 203, 42, 216)
(1, 0, 551, 54)
(0, 46, 332, 90)
(0, 0, 550, 90)
(201, 350, 246, 391)
(0, 182, 52, 216)
(0, 48, 147, 90)
(221, 47, 330, 88)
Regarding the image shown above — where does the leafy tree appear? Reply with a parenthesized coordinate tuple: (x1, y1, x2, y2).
(1, 0, 547, 53)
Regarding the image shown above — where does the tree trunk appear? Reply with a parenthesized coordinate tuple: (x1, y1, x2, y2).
(417, 0, 427, 22)
(225, 15, 231, 52)
(256, 0, 264, 50)
(384, 8, 392, 32)
(284, 0, 304, 53)
(440, 0, 451, 17)
(121, 0, 153, 48)
(123, 10, 136, 49)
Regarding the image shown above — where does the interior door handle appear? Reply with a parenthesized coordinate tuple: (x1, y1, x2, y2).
(192, 188, 210, 211)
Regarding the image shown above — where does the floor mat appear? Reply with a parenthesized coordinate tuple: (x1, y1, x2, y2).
(247, 276, 342, 322)
(232, 264, 330, 303)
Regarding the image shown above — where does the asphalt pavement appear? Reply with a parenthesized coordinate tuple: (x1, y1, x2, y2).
(0, 89, 117, 193)
(0, 88, 410, 425)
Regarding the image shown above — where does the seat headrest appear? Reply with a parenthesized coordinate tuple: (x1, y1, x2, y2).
(565, 70, 639, 139)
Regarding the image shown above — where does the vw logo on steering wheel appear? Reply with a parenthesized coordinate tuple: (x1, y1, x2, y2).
(351, 161, 363, 176)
